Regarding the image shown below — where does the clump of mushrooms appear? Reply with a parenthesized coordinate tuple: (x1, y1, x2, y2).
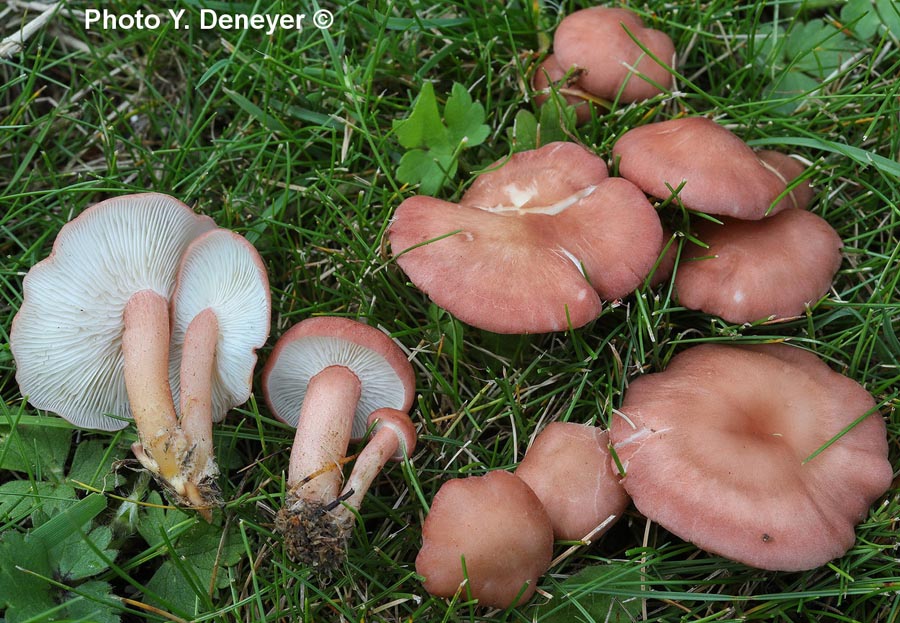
(11, 193, 269, 517)
(262, 317, 416, 571)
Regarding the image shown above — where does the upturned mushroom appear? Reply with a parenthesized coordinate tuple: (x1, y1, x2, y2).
(415, 471, 554, 609)
(262, 317, 415, 570)
(675, 209, 843, 323)
(10, 193, 224, 511)
(516, 422, 629, 541)
(163, 228, 271, 516)
(612, 117, 810, 219)
(388, 142, 663, 333)
(609, 343, 892, 571)
(553, 7, 675, 103)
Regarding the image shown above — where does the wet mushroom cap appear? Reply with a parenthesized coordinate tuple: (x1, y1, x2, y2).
(612, 117, 800, 219)
(675, 209, 843, 323)
(609, 343, 892, 571)
(553, 7, 675, 102)
(415, 471, 554, 609)
(516, 423, 629, 541)
(10, 193, 215, 430)
(389, 142, 663, 333)
(262, 317, 415, 440)
(169, 228, 271, 421)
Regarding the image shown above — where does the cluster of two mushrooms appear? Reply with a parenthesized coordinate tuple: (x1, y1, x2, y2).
(416, 422, 629, 609)
(11, 193, 271, 519)
(261, 316, 418, 571)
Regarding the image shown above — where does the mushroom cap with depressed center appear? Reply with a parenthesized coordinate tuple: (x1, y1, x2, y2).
(389, 143, 663, 334)
(675, 209, 842, 323)
(554, 7, 675, 102)
(169, 228, 271, 421)
(415, 471, 554, 609)
(516, 423, 629, 541)
(262, 317, 415, 440)
(609, 343, 893, 571)
(613, 117, 800, 219)
(10, 193, 216, 431)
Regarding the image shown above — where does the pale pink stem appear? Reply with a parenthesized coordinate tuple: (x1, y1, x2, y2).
(287, 365, 361, 503)
(122, 290, 181, 482)
(179, 308, 218, 459)
(332, 426, 400, 524)
(177, 308, 219, 519)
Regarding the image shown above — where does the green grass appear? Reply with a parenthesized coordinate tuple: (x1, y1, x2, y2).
(1, 1, 898, 621)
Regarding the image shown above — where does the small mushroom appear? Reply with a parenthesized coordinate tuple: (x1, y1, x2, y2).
(609, 343, 893, 571)
(331, 408, 417, 528)
(10, 193, 219, 511)
(612, 117, 807, 219)
(262, 317, 415, 570)
(516, 422, 629, 541)
(675, 209, 843, 323)
(415, 471, 554, 609)
(161, 228, 271, 517)
(389, 142, 663, 333)
(553, 7, 675, 102)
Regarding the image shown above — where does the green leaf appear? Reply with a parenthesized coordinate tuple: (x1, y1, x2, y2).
(0, 532, 55, 623)
(62, 580, 121, 623)
(68, 440, 124, 491)
(748, 135, 900, 178)
(841, 0, 882, 40)
(223, 88, 290, 134)
(142, 514, 243, 615)
(396, 148, 458, 196)
(0, 423, 71, 477)
(764, 69, 820, 113)
(29, 493, 107, 550)
(537, 96, 576, 146)
(445, 82, 490, 148)
(534, 563, 644, 623)
(507, 109, 538, 152)
(393, 82, 448, 150)
(875, 0, 900, 38)
(53, 525, 115, 582)
(785, 20, 862, 79)
(137, 492, 193, 548)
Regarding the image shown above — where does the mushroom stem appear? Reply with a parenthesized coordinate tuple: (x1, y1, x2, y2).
(332, 426, 402, 525)
(286, 365, 362, 504)
(122, 290, 182, 484)
(178, 307, 222, 520)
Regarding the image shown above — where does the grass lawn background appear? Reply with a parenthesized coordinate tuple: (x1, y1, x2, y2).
(1, 1, 898, 621)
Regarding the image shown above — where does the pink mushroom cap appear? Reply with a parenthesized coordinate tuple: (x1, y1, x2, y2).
(416, 471, 554, 609)
(613, 117, 805, 219)
(516, 422, 630, 541)
(389, 142, 663, 333)
(675, 209, 843, 323)
(531, 54, 594, 125)
(609, 343, 893, 571)
(553, 7, 675, 102)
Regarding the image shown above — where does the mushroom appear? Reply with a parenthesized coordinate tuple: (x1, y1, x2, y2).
(388, 142, 663, 333)
(262, 317, 415, 570)
(415, 471, 554, 609)
(675, 209, 843, 323)
(516, 422, 629, 541)
(10, 193, 220, 511)
(331, 408, 417, 528)
(553, 7, 675, 103)
(612, 117, 807, 219)
(756, 150, 815, 210)
(161, 228, 271, 516)
(609, 343, 893, 571)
